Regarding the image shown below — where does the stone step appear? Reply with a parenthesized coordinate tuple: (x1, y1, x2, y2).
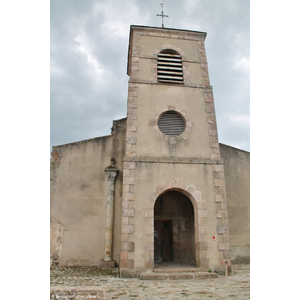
(154, 268, 204, 273)
(140, 272, 218, 280)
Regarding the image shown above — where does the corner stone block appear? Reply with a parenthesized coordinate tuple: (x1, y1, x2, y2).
(216, 210, 228, 218)
(210, 142, 219, 148)
(206, 104, 214, 113)
(122, 217, 129, 225)
(168, 105, 175, 110)
(124, 182, 132, 191)
(223, 250, 231, 259)
(192, 191, 201, 202)
(122, 208, 135, 217)
(126, 138, 137, 145)
(221, 218, 229, 226)
(119, 259, 134, 269)
(123, 193, 135, 201)
(123, 177, 135, 185)
(217, 225, 229, 234)
(197, 200, 206, 210)
(213, 165, 224, 173)
(120, 251, 128, 260)
(218, 242, 230, 251)
(215, 194, 224, 203)
(214, 179, 225, 187)
(144, 260, 154, 269)
(207, 118, 216, 124)
(209, 130, 218, 136)
(222, 233, 230, 242)
(211, 154, 221, 160)
(129, 126, 137, 132)
(122, 224, 135, 234)
(121, 242, 135, 252)
(122, 200, 130, 209)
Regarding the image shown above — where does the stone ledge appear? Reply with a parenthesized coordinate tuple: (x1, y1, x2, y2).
(153, 268, 197, 273)
(140, 272, 218, 280)
(128, 79, 212, 89)
(123, 156, 224, 164)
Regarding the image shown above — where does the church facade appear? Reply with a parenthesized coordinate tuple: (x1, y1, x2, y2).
(50, 25, 250, 277)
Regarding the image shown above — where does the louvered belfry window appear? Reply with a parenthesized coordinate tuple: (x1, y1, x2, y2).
(157, 50, 183, 84)
(158, 111, 186, 136)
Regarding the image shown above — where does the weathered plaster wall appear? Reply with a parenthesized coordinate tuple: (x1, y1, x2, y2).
(220, 143, 250, 263)
(50, 118, 126, 266)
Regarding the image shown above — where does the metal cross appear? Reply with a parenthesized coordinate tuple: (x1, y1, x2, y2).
(156, 2, 169, 28)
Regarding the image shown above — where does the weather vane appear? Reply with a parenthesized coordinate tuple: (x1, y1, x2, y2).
(156, 2, 169, 28)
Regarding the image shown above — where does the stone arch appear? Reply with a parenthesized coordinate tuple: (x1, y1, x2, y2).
(144, 178, 208, 269)
(154, 45, 185, 60)
(154, 190, 196, 264)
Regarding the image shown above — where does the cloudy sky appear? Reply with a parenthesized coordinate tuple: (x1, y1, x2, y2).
(50, 0, 250, 151)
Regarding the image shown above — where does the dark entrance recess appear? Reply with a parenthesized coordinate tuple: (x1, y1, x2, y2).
(154, 220, 173, 261)
(154, 191, 196, 265)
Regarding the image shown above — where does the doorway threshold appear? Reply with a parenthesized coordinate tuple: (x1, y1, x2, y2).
(154, 261, 197, 270)
(141, 261, 217, 280)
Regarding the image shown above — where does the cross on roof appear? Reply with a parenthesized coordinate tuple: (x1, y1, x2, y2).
(156, 2, 169, 28)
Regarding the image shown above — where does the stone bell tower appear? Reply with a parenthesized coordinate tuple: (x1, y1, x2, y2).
(120, 25, 231, 277)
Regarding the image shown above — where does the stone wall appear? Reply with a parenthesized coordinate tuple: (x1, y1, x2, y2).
(50, 118, 126, 266)
(219, 143, 250, 263)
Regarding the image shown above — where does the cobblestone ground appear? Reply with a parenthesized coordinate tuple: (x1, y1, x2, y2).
(50, 264, 250, 299)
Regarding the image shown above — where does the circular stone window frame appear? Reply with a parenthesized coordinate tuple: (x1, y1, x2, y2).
(151, 106, 194, 144)
(158, 110, 186, 137)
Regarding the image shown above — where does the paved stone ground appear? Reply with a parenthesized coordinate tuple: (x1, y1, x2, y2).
(50, 264, 250, 299)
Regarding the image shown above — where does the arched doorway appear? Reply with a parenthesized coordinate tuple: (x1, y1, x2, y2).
(154, 190, 196, 266)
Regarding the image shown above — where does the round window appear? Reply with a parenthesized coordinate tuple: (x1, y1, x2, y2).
(157, 111, 186, 136)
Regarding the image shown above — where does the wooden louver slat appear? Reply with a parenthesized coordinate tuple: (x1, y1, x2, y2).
(157, 51, 183, 84)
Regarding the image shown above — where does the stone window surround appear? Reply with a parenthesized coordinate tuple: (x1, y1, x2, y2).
(154, 45, 185, 84)
(157, 49, 184, 84)
(149, 105, 194, 144)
